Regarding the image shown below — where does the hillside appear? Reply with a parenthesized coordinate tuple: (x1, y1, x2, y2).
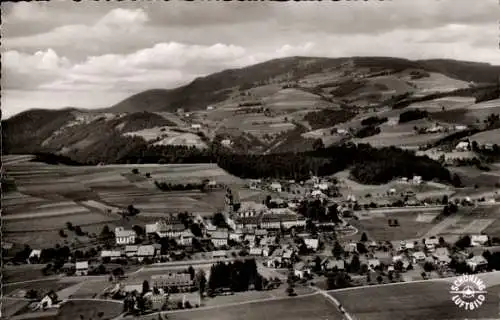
(109, 56, 500, 114)
(3, 56, 500, 167)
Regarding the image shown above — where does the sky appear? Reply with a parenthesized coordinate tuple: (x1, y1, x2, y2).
(2, 0, 500, 118)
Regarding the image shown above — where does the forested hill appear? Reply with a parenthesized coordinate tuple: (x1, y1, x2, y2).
(106, 142, 459, 186)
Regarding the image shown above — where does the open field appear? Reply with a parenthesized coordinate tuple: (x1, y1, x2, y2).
(158, 294, 344, 320)
(56, 300, 123, 320)
(351, 211, 436, 241)
(3, 158, 242, 247)
(330, 279, 500, 320)
(469, 128, 500, 145)
(449, 166, 500, 188)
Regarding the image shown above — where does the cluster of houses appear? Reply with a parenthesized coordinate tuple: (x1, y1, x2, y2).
(247, 176, 337, 200)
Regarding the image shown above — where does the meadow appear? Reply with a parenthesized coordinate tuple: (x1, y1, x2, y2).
(330, 280, 500, 320)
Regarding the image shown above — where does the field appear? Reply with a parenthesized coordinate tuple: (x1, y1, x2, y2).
(56, 300, 123, 320)
(352, 210, 439, 241)
(449, 166, 500, 188)
(3, 156, 243, 247)
(152, 294, 344, 320)
(469, 128, 500, 145)
(330, 278, 500, 320)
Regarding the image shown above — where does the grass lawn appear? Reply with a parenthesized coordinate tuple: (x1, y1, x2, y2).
(161, 294, 343, 320)
(56, 300, 123, 320)
(330, 282, 500, 320)
(351, 212, 434, 241)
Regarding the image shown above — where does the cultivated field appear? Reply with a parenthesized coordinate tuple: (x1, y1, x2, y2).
(3, 156, 243, 247)
(56, 300, 123, 320)
(156, 295, 344, 320)
(469, 128, 500, 145)
(330, 279, 500, 320)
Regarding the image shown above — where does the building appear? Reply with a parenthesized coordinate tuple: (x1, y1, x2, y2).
(249, 248, 263, 256)
(293, 262, 311, 279)
(455, 125, 468, 131)
(155, 218, 186, 238)
(304, 238, 319, 251)
(115, 227, 136, 245)
(237, 201, 267, 218)
(244, 234, 256, 247)
(210, 231, 229, 247)
(236, 216, 262, 230)
(368, 259, 381, 269)
(270, 182, 283, 193)
(221, 139, 233, 146)
(137, 245, 156, 261)
(229, 231, 243, 242)
(152, 273, 193, 290)
(260, 215, 281, 230)
(466, 255, 488, 272)
(36, 291, 58, 310)
(191, 124, 201, 130)
(455, 141, 470, 151)
(212, 250, 227, 259)
(281, 215, 306, 229)
(177, 230, 194, 246)
(322, 258, 345, 271)
(75, 261, 89, 276)
(344, 242, 358, 253)
(412, 251, 427, 263)
(101, 250, 122, 261)
(125, 245, 139, 257)
(28, 249, 42, 263)
(432, 247, 451, 265)
(471, 235, 489, 247)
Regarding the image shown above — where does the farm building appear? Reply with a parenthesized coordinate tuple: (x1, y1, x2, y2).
(471, 235, 489, 247)
(344, 242, 358, 253)
(270, 182, 283, 192)
(75, 261, 89, 276)
(466, 255, 488, 272)
(151, 273, 193, 290)
(235, 216, 261, 230)
(412, 251, 427, 263)
(221, 139, 233, 146)
(115, 227, 136, 245)
(28, 249, 42, 263)
(322, 258, 345, 271)
(191, 123, 202, 130)
(455, 141, 470, 151)
(156, 219, 185, 238)
(368, 259, 381, 269)
(244, 234, 256, 247)
(36, 291, 58, 310)
(177, 230, 194, 246)
(237, 201, 267, 217)
(212, 250, 227, 258)
(249, 248, 263, 256)
(125, 245, 139, 257)
(101, 250, 122, 261)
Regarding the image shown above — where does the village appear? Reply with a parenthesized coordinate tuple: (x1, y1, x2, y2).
(8, 173, 500, 317)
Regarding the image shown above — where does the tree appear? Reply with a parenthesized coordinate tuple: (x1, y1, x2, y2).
(142, 280, 150, 295)
(132, 168, 139, 174)
(441, 195, 449, 205)
(332, 241, 344, 259)
(188, 266, 195, 280)
(438, 237, 446, 247)
(314, 256, 322, 273)
(360, 232, 368, 242)
(455, 235, 471, 249)
(376, 275, 383, 284)
(423, 262, 434, 272)
(349, 255, 361, 274)
(59, 229, 67, 238)
(66, 222, 74, 231)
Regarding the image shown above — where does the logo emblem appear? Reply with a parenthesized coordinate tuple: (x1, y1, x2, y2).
(450, 274, 487, 310)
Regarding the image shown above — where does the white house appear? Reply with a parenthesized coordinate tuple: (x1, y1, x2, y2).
(125, 245, 139, 257)
(368, 259, 381, 269)
(304, 238, 319, 251)
(455, 125, 468, 131)
(75, 261, 89, 276)
(455, 141, 470, 151)
(210, 231, 229, 247)
(249, 248, 263, 256)
(137, 245, 156, 261)
(191, 124, 202, 130)
(471, 235, 489, 247)
(101, 250, 122, 261)
(28, 249, 42, 263)
(412, 176, 423, 184)
(115, 227, 136, 245)
(412, 251, 427, 263)
(36, 292, 58, 310)
(207, 106, 214, 111)
(293, 262, 311, 279)
(221, 139, 233, 146)
(270, 182, 283, 193)
(177, 230, 194, 246)
(344, 242, 358, 253)
(311, 189, 327, 198)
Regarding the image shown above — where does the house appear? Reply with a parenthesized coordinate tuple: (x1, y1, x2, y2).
(244, 234, 256, 247)
(314, 182, 330, 191)
(344, 242, 358, 253)
(191, 124, 201, 130)
(254, 229, 268, 237)
(125, 245, 139, 257)
(336, 128, 348, 135)
(432, 247, 451, 265)
(207, 106, 214, 111)
(177, 230, 194, 246)
(28, 249, 42, 263)
(293, 262, 311, 279)
(471, 235, 489, 247)
(237, 201, 267, 217)
(281, 215, 307, 229)
(36, 291, 58, 310)
(455, 141, 469, 151)
(249, 248, 263, 256)
(455, 125, 468, 131)
(101, 250, 122, 261)
(221, 139, 233, 146)
(210, 231, 229, 247)
(115, 227, 136, 245)
(235, 216, 261, 230)
(323, 258, 345, 271)
(368, 259, 381, 269)
(412, 176, 423, 184)
(156, 218, 185, 238)
(75, 261, 89, 276)
(151, 273, 193, 290)
(147, 293, 168, 311)
(61, 262, 76, 274)
(392, 255, 404, 263)
(262, 246, 271, 257)
(424, 238, 440, 251)
(229, 232, 242, 242)
(137, 245, 156, 261)
(270, 182, 283, 193)
(145, 223, 158, 235)
(260, 215, 281, 230)
(282, 250, 294, 262)
(466, 255, 488, 272)
(311, 189, 327, 199)
(212, 250, 227, 259)
(412, 251, 427, 263)
(304, 238, 319, 251)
